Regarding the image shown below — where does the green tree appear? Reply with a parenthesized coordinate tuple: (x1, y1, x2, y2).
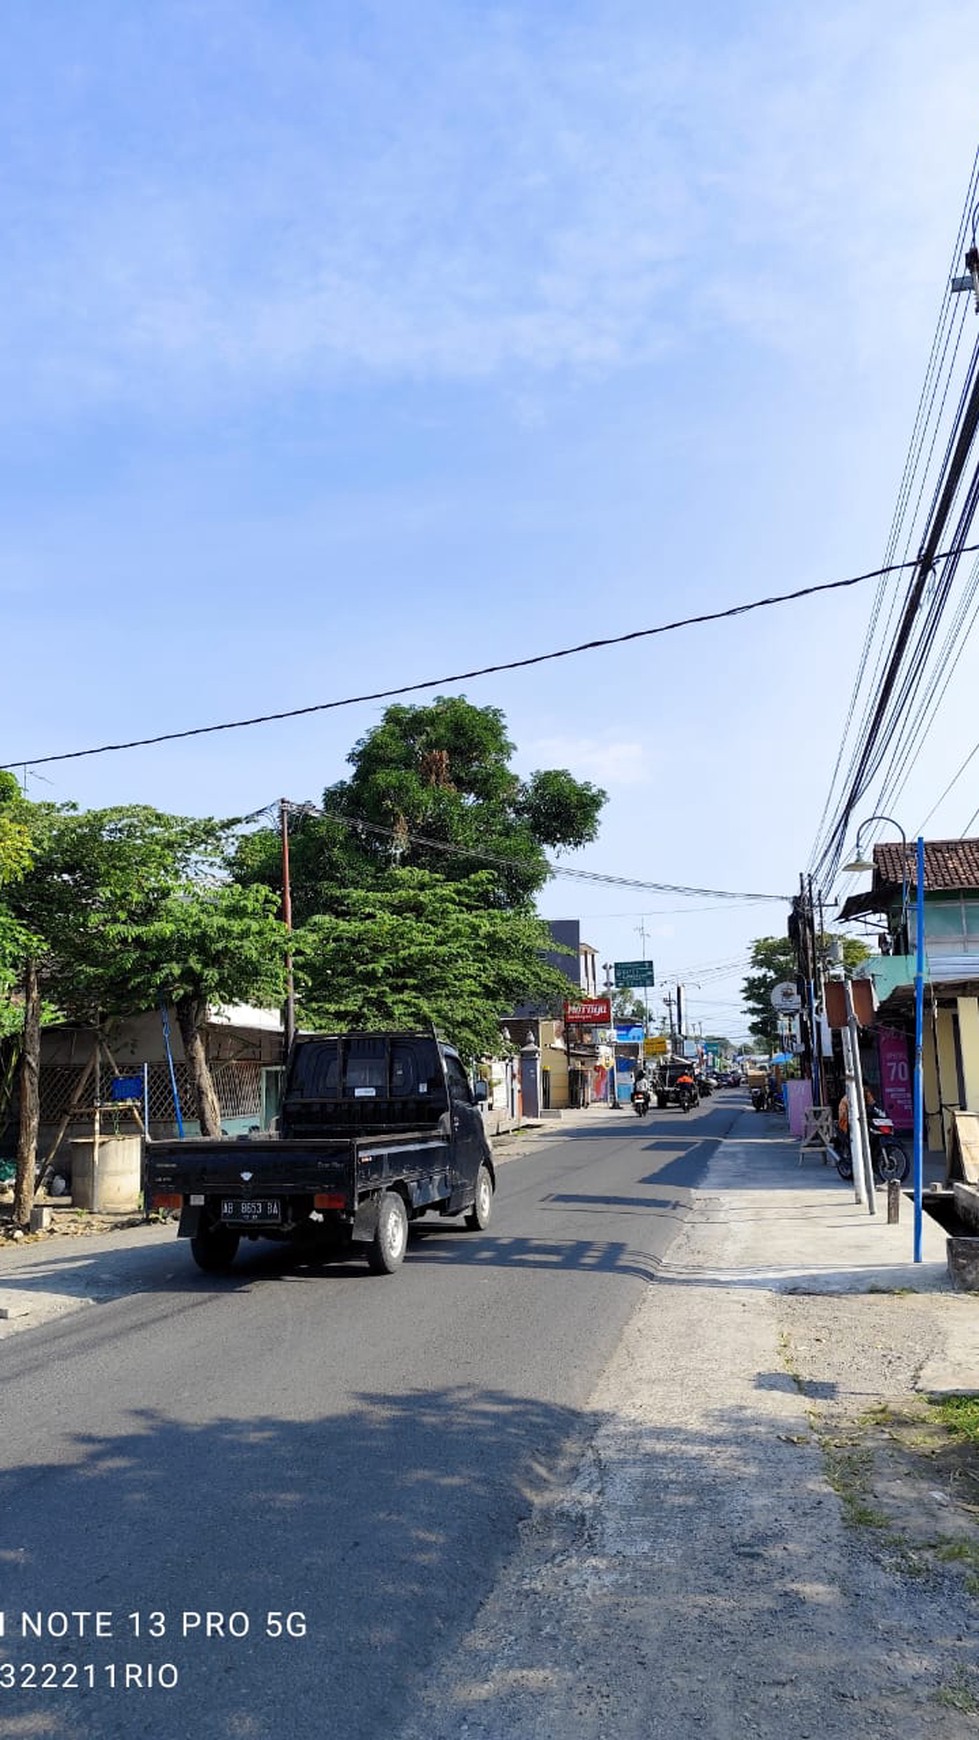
(107, 880, 286, 1134)
(3, 805, 286, 1224)
(0, 771, 32, 890)
(233, 696, 607, 920)
(294, 870, 579, 1064)
(0, 773, 34, 1031)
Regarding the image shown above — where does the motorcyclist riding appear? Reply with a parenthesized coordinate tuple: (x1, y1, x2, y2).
(675, 1070, 696, 1112)
(631, 1066, 652, 1117)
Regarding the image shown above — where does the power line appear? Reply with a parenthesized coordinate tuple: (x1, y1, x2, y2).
(6, 546, 979, 773)
(285, 801, 791, 903)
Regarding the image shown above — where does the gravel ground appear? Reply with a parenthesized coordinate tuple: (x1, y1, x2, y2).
(395, 1207, 979, 1738)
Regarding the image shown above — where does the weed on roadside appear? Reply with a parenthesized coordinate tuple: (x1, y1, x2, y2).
(778, 1336, 979, 1591)
(933, 1668, 979, 1714)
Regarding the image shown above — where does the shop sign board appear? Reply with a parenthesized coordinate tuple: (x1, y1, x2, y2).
(644, 1035, 669, 1056)
(615, 1022, 645, 1043)
(770, 981, 802, 1014)
(564, 997, 612, 1025)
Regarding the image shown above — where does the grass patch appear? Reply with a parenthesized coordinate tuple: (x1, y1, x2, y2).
(933, 1395, 979, 1442)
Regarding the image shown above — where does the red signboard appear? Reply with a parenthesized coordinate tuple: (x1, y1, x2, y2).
(564, 998, 612, 1024)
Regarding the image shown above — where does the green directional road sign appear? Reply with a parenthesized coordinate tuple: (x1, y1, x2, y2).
(614, 959, 655, 988)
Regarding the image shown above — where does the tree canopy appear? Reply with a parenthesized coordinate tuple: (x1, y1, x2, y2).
(2, 803, 287, 1218)
(234, 696, 607, 919)
(294, 870, 578, 1063)
(232, 697, 608, 1064)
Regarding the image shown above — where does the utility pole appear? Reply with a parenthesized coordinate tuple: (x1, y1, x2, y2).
(280, 799, 296, 1058)
(603, 962, 620, 1109)
(663, 990, 676, 1052)
(636, 919, 651, 1039)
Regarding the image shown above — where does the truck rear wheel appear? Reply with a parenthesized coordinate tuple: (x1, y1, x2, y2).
(366, 1192, 409, 1275)
(464, 1164, 494, 1230)
(190, 1224, 240, 1273)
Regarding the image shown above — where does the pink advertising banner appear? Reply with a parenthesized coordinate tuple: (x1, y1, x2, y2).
(878, 1028, 913, 1130)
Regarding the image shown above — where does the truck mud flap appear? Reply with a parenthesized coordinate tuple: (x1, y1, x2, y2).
(177, 1204, 202, 1240)
(351, 1195, 381, 1244)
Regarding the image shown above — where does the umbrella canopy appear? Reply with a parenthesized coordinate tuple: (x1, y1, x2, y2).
(769, 1052, 793, 1066)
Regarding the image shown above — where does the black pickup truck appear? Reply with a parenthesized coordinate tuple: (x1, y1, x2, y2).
(144, 1030, 495, 1276)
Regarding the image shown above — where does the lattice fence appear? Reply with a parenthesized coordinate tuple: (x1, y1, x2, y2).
(40, 1060, 263, 1123)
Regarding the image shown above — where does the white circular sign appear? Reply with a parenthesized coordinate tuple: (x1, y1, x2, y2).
(770, 980, 802, 1013)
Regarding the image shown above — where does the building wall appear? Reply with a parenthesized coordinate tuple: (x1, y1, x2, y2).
(541, 1020, 570, 1109)
(934, 1006, 960, 1152)
(957, 996, 979, 1112)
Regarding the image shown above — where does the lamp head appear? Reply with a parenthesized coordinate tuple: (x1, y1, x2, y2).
(841, 849, 875, 875)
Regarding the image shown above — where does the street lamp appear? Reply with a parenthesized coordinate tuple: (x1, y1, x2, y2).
(842, 815, 926, 1263)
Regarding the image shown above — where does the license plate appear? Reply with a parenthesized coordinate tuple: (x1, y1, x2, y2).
(221, 1198, 282, 1223)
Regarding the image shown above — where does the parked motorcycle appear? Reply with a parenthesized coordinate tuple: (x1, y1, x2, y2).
(834, 1105, 910, 1185)
(751, 1084, 781, 1113)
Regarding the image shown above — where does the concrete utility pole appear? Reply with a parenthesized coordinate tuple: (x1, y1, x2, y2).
(280, 799, 296, 1057)
(839, 964, 876, 1216)
(636, 920, 652, 1038)
(602, 962, 620, 1108)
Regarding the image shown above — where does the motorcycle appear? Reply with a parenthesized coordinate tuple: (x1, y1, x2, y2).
(631, 1087, 651, 1118)
(834, 1105, 910, 1185)
(752, 1083, 782, 1113)
(676, 1083, 695, 1113)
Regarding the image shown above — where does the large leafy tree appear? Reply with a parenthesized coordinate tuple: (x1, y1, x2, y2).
(3, 805, 286, 1224)
(294, 870, 579, 1063)
(233, 696, 607, 920)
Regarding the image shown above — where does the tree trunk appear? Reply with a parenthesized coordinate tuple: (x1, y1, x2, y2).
(13, 957, 41, 1226)
(175, 996, 222, 1137)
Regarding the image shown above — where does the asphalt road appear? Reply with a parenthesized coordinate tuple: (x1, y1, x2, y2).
(0, 1093, 742, 1740)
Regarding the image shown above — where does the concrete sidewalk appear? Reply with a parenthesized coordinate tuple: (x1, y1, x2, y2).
(668, 1106, 950, 1292)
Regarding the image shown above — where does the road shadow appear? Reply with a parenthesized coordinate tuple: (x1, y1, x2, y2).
(0, 1383, 588, 1740)
(3, 1373, 974, 1740)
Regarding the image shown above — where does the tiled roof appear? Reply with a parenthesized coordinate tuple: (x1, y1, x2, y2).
(873, 838, 979, 892)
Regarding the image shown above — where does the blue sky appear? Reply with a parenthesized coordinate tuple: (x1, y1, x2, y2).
(4, 1, 979, 1039)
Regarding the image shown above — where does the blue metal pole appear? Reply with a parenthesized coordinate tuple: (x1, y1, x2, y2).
(159, 1000, 185, 1140)
(913, 835, 925, 1263)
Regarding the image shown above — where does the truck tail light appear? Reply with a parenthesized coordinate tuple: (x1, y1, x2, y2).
(151, 1192, 183, 1212)
(314, 1192, 346, 1211)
